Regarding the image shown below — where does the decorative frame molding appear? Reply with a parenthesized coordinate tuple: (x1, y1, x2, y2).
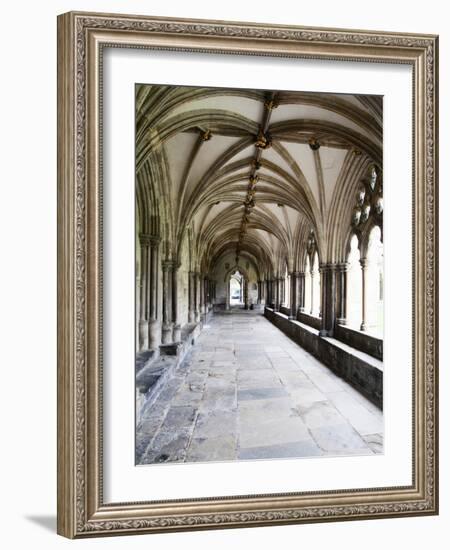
(57, 11, 439, 538)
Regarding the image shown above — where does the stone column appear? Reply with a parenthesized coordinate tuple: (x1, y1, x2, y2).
(195, 272, 201, 322)
(161, 260, 173, 344)
(188, 271, 195, 322)
(225, 279, 230, 310)
(199, 274, 205, 320)
(336, 262, 348, 326)
(148, 237, 161, 349)
(319, 264, 337, 337)
(298, 271, 306, 313)
(360, 258, 369, 331)
(172, 264, 181, 343)
(273, 278, 279, 311)
(138, 234, 149, 350)
(289, 272, 298, 319)
(204, 277, 209, 313)
(257, 280, 262, 304)
(244, 279, 249, 309)
(310, 267, 316, 315)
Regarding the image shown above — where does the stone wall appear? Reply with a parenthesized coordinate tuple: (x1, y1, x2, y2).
(334, 324, 383, 360)
(265, 307, 383, 409)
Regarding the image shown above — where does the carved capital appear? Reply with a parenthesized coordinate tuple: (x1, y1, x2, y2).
(139, 233, 151, 247)
(149, 235, 161, 247)
(360, 258, 369, 269)
(162, 260, 175, 271)
(337, 262, 349, 273)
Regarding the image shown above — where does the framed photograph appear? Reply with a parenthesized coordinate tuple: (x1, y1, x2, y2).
(57, 11, 439, 538)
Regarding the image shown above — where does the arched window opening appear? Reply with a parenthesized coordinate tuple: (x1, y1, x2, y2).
(366, 225, 384, 337)
(311, 252, 320, 317)
(304, 256, 311, 314)
(229, 271, 243, 306)
(346, 234, 362, 329)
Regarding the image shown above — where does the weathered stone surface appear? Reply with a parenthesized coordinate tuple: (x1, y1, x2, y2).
(237, 387, 288, 401)
(136, 310, 382, 465)
(194, 410, 237, 438)
(296, 400, 346, 429)
(362, 433, 384, 454)
(309, 423, 370, 453)
(239, 416, 310, 448)
(187, 436, 237, 461)
(159, 405, 197, 433)
(141, 430, 191, 464)
(325, 391, 383, 435)
(239, 440, 323, 460)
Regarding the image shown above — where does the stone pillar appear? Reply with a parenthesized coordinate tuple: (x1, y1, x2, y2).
(225, 279, 230, 310)
(298, 271, 306, 313)
(204, 277, 209, 313)
(360, 258, 369, 331)
(172, 264, 181, 343)
(138, 235, 149, 350)
(289, 272, 298, 319)
(336, 263, 348, 326)
(244, 279, 249, 309)
(148, 237, 161, 349)
(195, 272, 201, 322)
(257, 280, 262, 304)
(310, 267, 316, 316)
(188, 271, 195, 322)
(319, 263, 337, 337)
(161, 260, 173, 344)
(199, 274, 205, 320)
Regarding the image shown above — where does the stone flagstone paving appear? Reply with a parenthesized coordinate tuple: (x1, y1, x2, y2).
(136, 309, 383, 464)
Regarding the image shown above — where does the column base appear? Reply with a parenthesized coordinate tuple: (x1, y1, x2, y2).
(148, 318, 161, 349)
(194, 310, 200, 322)
(336, 318, 347, 326)
(188, 311, 195, 323)
(138, 320, 149, 350)
(161, 322, 173, 344)
(172, 323, 181, 343)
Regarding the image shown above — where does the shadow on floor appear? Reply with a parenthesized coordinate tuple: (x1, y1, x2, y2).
(24, 515, 56, 533)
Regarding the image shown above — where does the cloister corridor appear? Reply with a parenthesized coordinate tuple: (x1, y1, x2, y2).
(136, 309, 383, 464)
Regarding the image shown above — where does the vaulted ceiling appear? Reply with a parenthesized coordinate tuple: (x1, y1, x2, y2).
(136, 84, 382, 276)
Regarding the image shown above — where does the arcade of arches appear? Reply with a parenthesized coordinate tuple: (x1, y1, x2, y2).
(136, 84, 384, 464)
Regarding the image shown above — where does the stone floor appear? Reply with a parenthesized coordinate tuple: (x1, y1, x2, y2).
(136, 309, 383, 465)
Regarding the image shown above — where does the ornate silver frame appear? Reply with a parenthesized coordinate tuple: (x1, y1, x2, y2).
(57, 11, 439, 538)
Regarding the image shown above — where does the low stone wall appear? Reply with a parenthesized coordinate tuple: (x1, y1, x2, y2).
(136, 319, 206, 424)
(297, 311, 322, 331)
(265, 307, 383, 409)
(334, 324, 383, 360)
